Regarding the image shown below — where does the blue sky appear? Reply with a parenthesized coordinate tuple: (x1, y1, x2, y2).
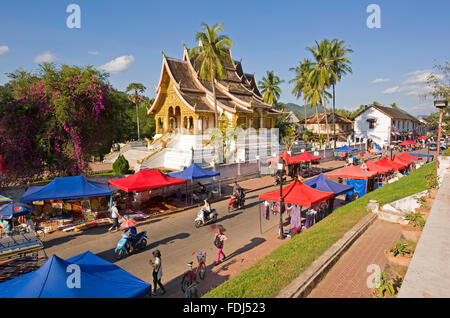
(0, 0, 449, 116)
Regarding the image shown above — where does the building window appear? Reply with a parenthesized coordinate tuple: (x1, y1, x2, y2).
(367, 118, 376, 129)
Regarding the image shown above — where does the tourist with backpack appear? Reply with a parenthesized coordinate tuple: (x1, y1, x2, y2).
(213, 229, 227, 266)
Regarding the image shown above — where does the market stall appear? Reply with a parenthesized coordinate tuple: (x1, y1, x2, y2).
(108, 169, 187, 215)
(333, 145, 358, 162)
(0, 251, 151, 297)
(375, 157, 407, 172)
(326, 164, 378, 198)
(268, 152, 303, 178)
(363, 160, 394, 186)
(290, 152, 322, 178)
(303, 173, 354, 209)
(392, 155, 414, 174)
(20, 176, 113, 233)
(0, 195, 12, 207)
(259, 179, 334, 235)
(168, 163, 220, 203)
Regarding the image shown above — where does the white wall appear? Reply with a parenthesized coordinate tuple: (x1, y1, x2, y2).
(354, 108, 391, 146)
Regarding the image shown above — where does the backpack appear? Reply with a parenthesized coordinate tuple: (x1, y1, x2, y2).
(214, 235, 223, 248)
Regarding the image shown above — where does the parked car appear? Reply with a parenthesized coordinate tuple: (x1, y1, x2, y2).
(429, 143, 437, 151)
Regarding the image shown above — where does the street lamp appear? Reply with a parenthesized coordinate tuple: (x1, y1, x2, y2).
(434, 100, 448, 174)
(276, 157, 287, 239)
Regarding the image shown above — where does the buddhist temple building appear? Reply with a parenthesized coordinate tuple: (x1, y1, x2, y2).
(148, 46, 280, 136)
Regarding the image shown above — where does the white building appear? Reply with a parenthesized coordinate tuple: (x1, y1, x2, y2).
(353, 104, 423, 148)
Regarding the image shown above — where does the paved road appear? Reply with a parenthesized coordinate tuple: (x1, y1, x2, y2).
(43, 184, 283, 295)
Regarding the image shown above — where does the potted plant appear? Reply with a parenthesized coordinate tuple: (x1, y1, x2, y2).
(401, 212, 425, 243)
(384, 241, 412, 277)
(414, 196, 430, 220)
(371, 271, 397, 298)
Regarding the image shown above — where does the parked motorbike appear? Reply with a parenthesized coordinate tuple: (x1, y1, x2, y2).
(114, 230, 148, 260)
(194, 208, 218, 228)
(228, 190, 245, 212)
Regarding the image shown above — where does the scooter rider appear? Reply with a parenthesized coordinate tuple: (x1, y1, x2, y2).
(123, 225, 138, 252)
(233, 182, 243, 205)
(201, 199, 211, 221)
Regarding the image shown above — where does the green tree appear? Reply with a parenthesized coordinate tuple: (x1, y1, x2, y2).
(126, 82, 146, 140)
(258, 70, 284, 106)
(290, 59, 314, 126)
(329, 39, 352, 147)
(113, 154, 130, 174)
(189, 23, 233, 129)
(391, 102, 399, 109)
(306, 39, 338, 144)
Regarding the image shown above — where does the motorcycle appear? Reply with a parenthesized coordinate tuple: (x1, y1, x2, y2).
(228, 191, 245, 213)
(194, 208, 218, 228)
(114, 230, 148, 260)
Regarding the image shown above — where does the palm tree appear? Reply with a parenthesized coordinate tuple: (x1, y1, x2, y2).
(290, 59, 313, 126)
(258, 71, 284, 106)
(126, 82, 146, 140)
(189, 23, 233, 129)
(306, 39, 339, 145)
(329, 39, 352, 148)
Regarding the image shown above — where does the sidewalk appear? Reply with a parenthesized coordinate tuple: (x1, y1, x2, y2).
(307, 219, 403, 298)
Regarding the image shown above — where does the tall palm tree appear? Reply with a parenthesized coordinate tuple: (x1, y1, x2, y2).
(258, 70, 284, 106)
(290, 59, 313, 126)
(189, 23, 233, 129)
(126, 82, 146, 140)
(329, 39, 352, 147)
(306, 39, 339, 144)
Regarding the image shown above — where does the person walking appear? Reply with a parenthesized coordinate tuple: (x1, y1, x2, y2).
(108, 200, 121, 232)
(214, 229, 227, 266)
(151, 250, 166, 296)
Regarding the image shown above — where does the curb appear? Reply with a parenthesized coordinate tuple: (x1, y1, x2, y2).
(276, 212, 378, 298)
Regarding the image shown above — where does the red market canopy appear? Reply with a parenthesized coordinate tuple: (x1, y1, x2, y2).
(267, 151, 302, 165)
(363, 160, 393, 174)
(259, 179, 334, 207)
(375, 157, 407, 171)
(398, 152, 421, 161)
(399, 140, 418, 146)
(393, 156, 413, 166)
(418, 136, 427, 140)
(108, 169, 187, 192)
(290, 152, 321, 163)
(326, 164, 378, 180)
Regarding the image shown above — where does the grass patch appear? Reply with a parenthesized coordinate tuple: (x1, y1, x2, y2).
(203, 162, 434, 298)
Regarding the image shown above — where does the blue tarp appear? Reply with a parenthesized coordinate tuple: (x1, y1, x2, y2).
(0, 251, 151, 298)
(304, 173, 354, 197)
(0, 202, 34, 219)
(346, 179, 367, 197)
(408, 153, 433, 158)
(0, 194, 12, 203)
(168, 163, 220, 180)
(20, 176, 112, 202)
(334, 145, 358, 153)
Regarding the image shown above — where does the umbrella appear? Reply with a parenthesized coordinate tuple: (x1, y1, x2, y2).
(0, 202, 34, 220)
(120, 219, 137, 228)
(208, 224, 226, 233)
(399, 140, 417, 146)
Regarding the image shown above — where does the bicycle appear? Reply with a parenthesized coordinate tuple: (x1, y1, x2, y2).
(181, 251, 206, 293)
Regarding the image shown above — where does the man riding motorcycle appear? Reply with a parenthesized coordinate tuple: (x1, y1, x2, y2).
(201, 199, 212, 221)
(232, 182, 245, 207)
(123, 225, 138, 253)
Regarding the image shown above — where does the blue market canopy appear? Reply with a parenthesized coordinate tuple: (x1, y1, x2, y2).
(0, 202, 34, 220)
(304, 173, 354, 197)
(334, 145, 358, 153)
(0, 251, 151, 298)
(21, 176, 112, 202)
(0, 194, 12, 203)
(408, 153, 433, 158)
(167, 163, 220, 180)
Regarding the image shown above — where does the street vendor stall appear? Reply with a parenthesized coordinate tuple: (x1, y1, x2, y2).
(0, 195, 12, 207)
(108, 169, 187, 215)
(303, 173, 353, 209)
(363, 160, 394, 186)
(0, 251, 151, 297)
(168, 163, 220, 203)
(259, 179, 334, 235)
(290, 152, 322, 178)
(20, 176, 113, 233)
(375, 157, 407, 172)
(326, 164, 378, 198)
(333, 145, 358, 162)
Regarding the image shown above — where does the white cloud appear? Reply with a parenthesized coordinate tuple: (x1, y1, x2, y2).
(382, 86, 401, 94)
(0, 46, 9, 55)
(99, 55, 134, 74)
(402, 69, 444, 85)
(34, 51, 56, 63)
(371, 78, 389, 84)
(88, 51, 100, 56)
